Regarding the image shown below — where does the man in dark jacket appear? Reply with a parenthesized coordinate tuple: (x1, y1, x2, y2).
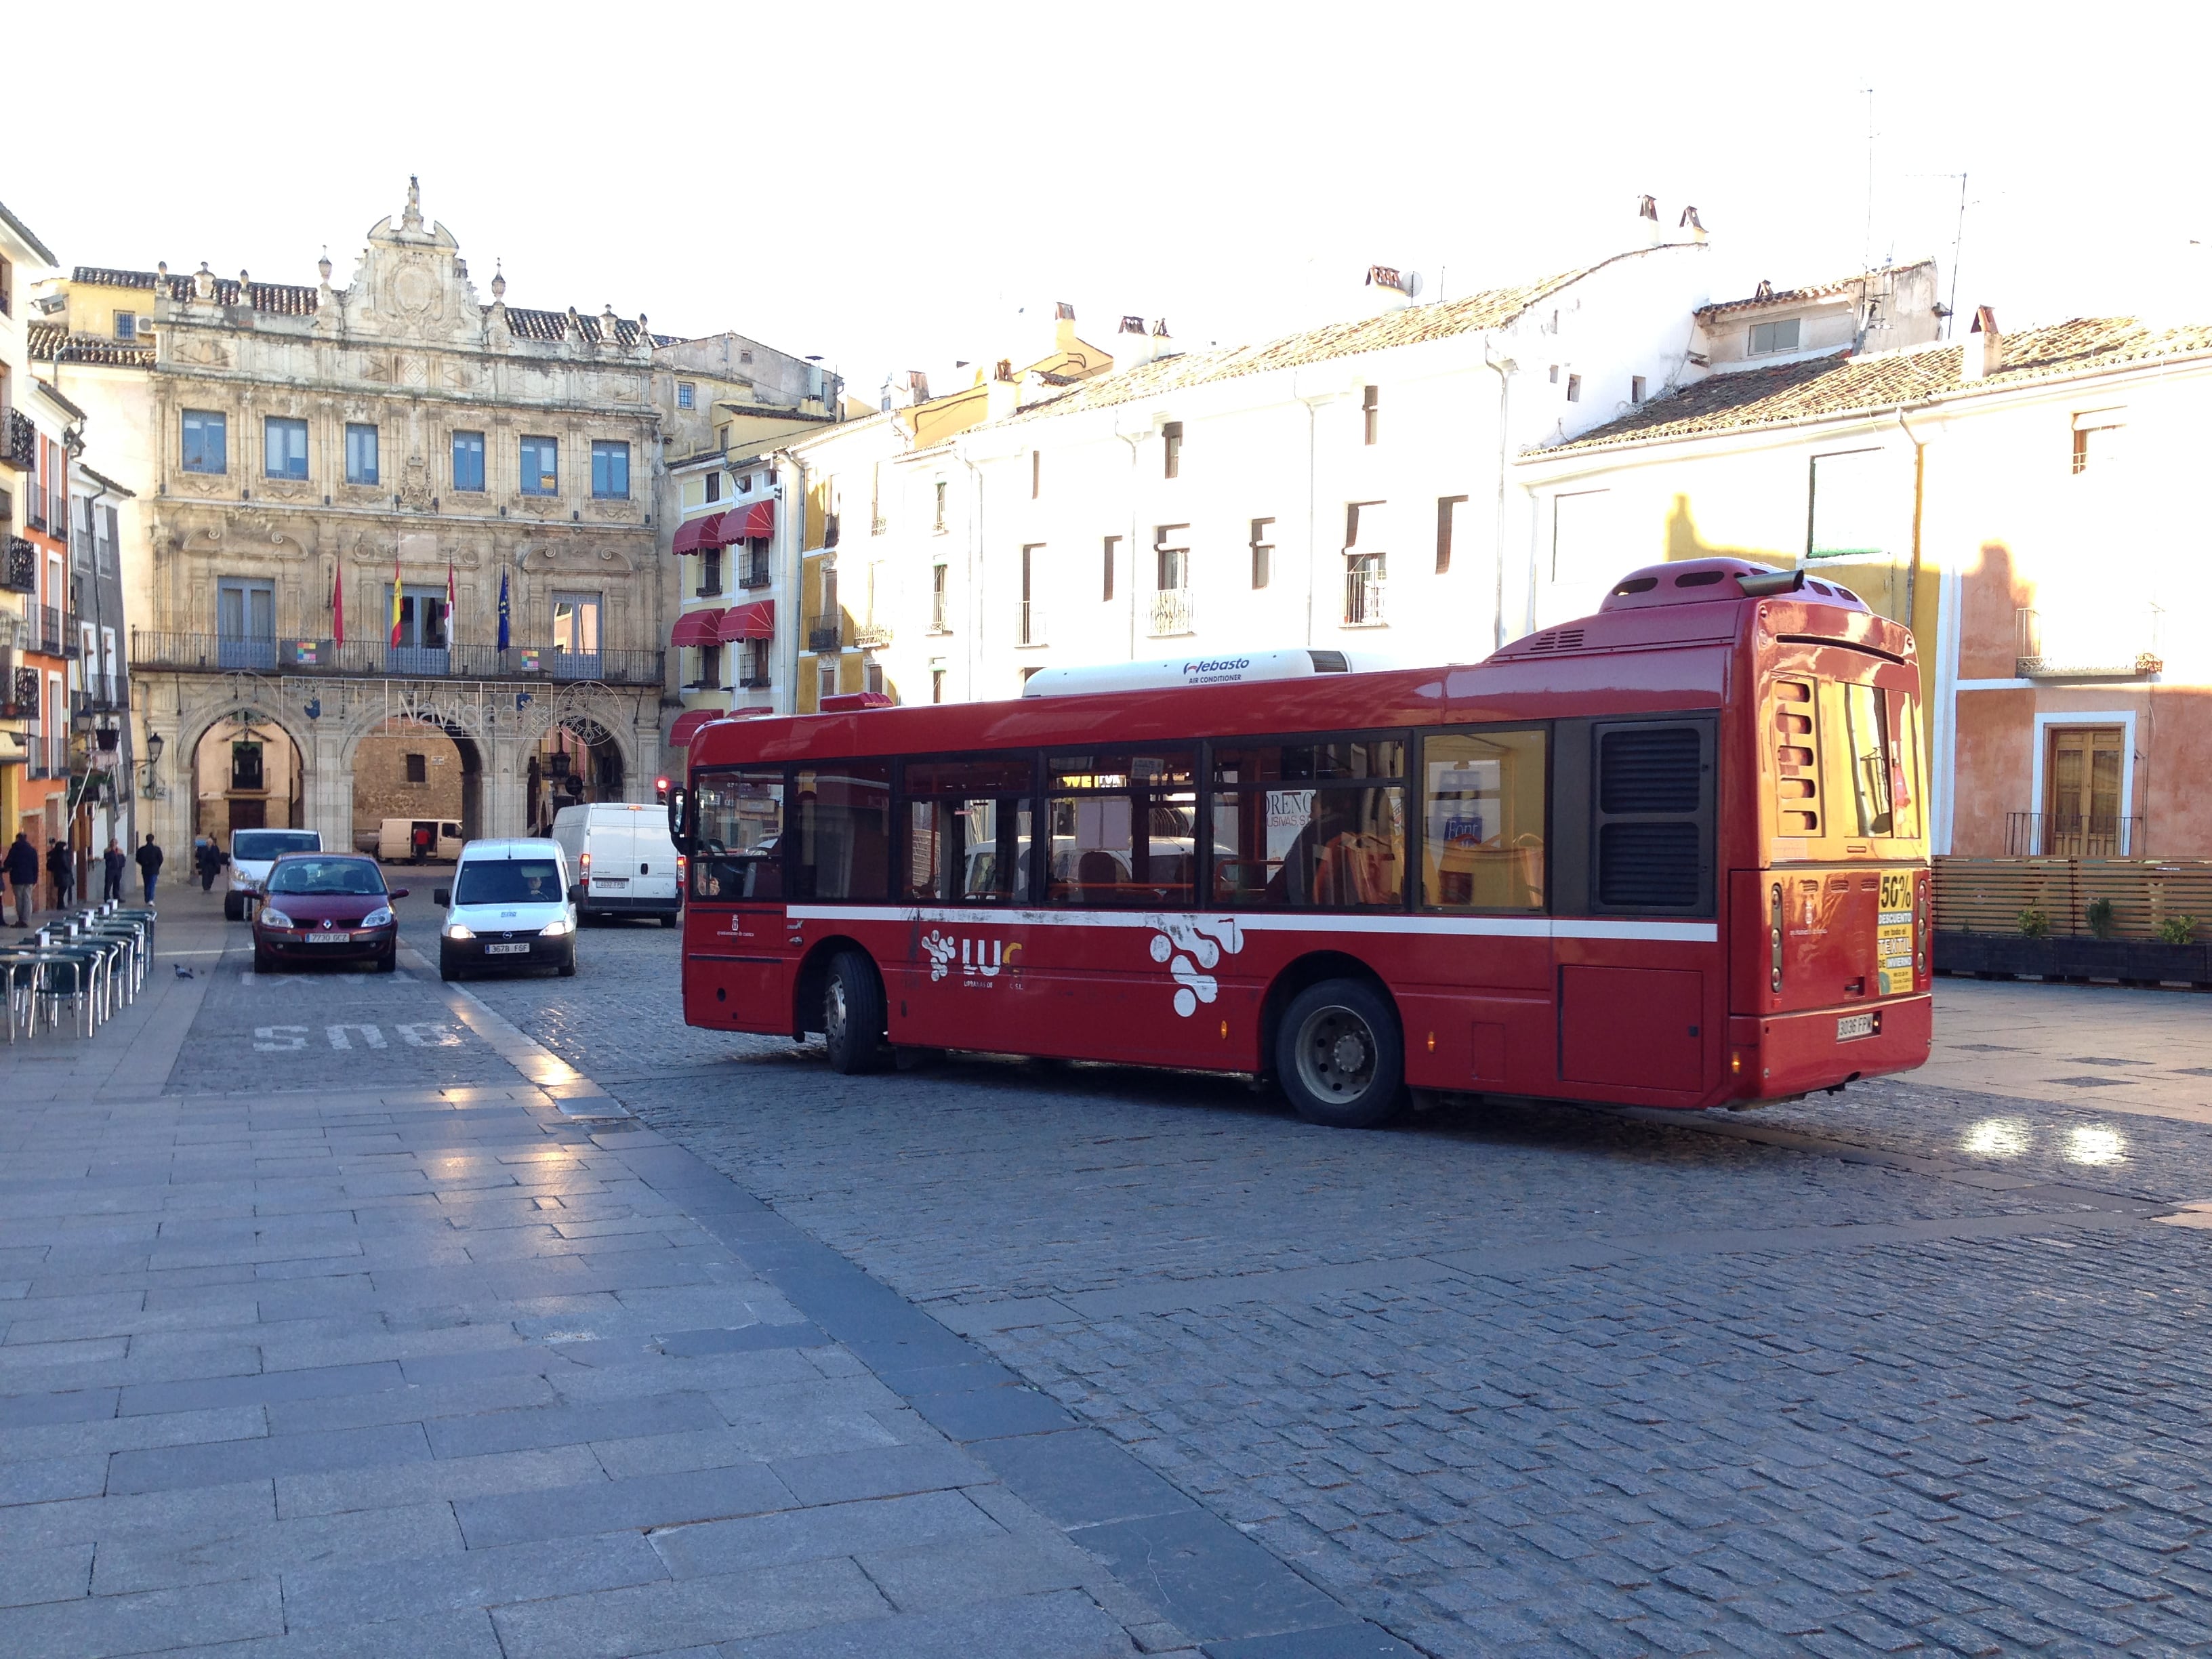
(4, 832, 37, 926)
(103, 840, 127, 903)
(136, 833, 164, 903)
(47, 840, 75, 909)
(197, 836, 224, 891)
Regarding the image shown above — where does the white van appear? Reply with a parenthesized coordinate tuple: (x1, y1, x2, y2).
(432, 838, 577, 980)
(225, 827, 322, 920)
(549, 802, 684, 927)
(376, 818, 464, 863)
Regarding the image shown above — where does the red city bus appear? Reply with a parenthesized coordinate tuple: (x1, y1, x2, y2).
(668, 558, 1931, 1127)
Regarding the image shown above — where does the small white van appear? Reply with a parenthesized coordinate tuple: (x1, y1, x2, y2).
(226, 827, 323, 920)
(376, 819, 464, 863)
(432, 838, 577, 980)
(549, 802, 684, 926)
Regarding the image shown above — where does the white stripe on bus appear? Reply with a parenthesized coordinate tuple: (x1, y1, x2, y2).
(781, 906, 1717, 945)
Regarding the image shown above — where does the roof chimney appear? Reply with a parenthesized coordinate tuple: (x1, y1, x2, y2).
(1960, 306, 2003, 380)
(1364, 264, 1416, 314)
(985, 359, 1019, 422)
(1678, 205, 1706, 245)
(1052, 300, 1078, 355)
(1637, 194, 1660, 247)
(1117, 313, 1157, 370)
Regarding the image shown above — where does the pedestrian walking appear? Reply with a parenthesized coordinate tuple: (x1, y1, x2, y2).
(197, 835, 224, 892)
(4, 831, 37, 927)
(47, 840, 75, 910)
(103, 840, 127, 903)
(136, 832, 164, 904)
(411, 822, 432, 864)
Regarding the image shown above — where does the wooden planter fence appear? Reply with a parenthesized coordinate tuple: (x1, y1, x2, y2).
(1931, 857, 2212, 987)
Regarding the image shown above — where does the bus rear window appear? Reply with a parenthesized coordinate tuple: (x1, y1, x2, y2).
(1843, 684, 1895, 836)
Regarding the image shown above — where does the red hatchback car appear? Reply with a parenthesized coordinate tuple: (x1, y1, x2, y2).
(252, 853, 408, 973)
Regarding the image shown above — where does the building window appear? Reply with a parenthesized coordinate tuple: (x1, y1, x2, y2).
(735, 471, 752, 494)
(1549, 365, 1559, 384)
(1162, 421, 1183, 479)
(1435, 496, 1468, 574)
(0, 254, 10, 316)
(818, 659, 838, 705)
(740, 349, 754, 365)
(1807, 449, 1890, 559)
(1565, 374, 1582, 403)
(1103, 535, 1120, 602)
(716, 424, 731, 451)
(591, 440, 630, 499)
(931, 668, 945, 704)
(181, 409, 227, 474)
(1362, 386, 1380, 445)
(405, 752, 428, 784)
(452, 430, 485, 492)
(1019, 544, 1044, 645)
(697, 642, 724, 689)
(705, 471, 722, 503)
(520, 435, 559, 495)
(264, 417, 308, 480)
(552, 593, 600, 660)
(1748, 319, 1801, 356)
(933, 478, 947, 531)
(931, 562, 949, 630)
(1631, 375, 1647, 403)
(2072, 410, 2125, 475)
(677, 382, 696, 410)
(1250, 518, 1275, 589)
(1031, 449, 1042, 499)
(345, 423, 380, 486)
(114, 311, 137, 341)
(865, 659, 884, 695)
(742, 638, 769, 687)
(1155, 525, 1189, 592)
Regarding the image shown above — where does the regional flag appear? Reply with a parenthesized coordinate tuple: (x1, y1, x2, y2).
(390, 550, 404, 647)
(331, 566, 345, 646)
(497, 565, 511, 651)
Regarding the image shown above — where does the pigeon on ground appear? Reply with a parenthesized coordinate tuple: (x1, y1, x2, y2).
(173, 964, 194, 979)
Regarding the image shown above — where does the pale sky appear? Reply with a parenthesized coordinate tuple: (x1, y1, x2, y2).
(20, 1, 2211, 398)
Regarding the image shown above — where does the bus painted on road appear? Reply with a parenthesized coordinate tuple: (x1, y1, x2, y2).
(668, 558, 1931, 1126)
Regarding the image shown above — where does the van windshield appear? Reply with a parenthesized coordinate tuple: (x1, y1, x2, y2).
(455, 859, 563, 906)
(233, 831, 319, 863)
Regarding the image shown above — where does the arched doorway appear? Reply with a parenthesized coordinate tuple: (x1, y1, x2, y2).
(528, 717, 624, 834)
(191, 716, 304, 844)
(351, 716, 486, 851)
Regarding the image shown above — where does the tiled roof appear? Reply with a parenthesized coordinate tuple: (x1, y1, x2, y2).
(504, 307, 652, 347)
(1547, 318, 2212, 455)
(1694, 260, 1935, 321)
(998, 263, 1624, 427)
(70, 266, 321, 314)
(24, 323, 154, 367)
(0, 199, 57, 265)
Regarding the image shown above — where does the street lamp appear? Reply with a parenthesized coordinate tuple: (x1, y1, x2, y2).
(138, 731, 166, 799)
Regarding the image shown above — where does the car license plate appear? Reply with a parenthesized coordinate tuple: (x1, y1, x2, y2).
(1837, 1012, 1874, 1041)
(594, 877, 628, 887)
(485, 942, 531, 956)
(306, 933, 350, 944)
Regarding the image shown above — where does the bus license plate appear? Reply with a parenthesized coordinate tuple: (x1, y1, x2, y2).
(306, 933, 350, 944)
(485, 943, 531, 956)
(1837, 1012, 1874, 1041)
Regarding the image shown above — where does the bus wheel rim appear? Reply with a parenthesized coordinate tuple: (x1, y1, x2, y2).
(1295, 1006, 1374, 1101)
(827, 979, 848, 1044)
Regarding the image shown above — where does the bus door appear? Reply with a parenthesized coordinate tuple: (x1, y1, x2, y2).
(1551, 715, 1721, 1101)
(682, 769, 791, 1033)
(895, 756, 1040, 1052)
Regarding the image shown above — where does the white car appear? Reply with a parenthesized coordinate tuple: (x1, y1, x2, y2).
(549, 802, 684, 926)
(225, 828, 322, 920)
(432, 838, 578, 980)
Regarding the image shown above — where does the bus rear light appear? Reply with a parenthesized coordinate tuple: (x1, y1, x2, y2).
(1769, 883, 1784, 993)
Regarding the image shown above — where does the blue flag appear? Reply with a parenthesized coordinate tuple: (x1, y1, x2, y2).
(497, 565, 511, 651)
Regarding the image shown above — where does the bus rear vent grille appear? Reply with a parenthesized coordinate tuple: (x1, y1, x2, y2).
(1599, 726, 1702, 813)
(1598, 823, 1700, 907)
(1528, 628, 1585, 653)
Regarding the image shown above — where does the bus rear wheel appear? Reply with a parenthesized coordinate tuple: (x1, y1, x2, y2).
(1276, 979, 1404, 1128)
(823, 949, 888, 1075)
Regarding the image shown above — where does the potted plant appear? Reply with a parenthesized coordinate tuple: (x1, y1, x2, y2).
(2056, 898, 2132, 979)
(2127, 915, 2211, 987)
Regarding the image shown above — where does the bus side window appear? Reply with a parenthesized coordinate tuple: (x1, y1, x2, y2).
(1211, 737, 1406, 909)
(1420, 729, 1547, 911)
(1885, 687, 1922, 840)
(1772, 678, 1819, 836)
(1044, 748, 1197, 906)
(903, 756, 1034, 904)
(794, 762, 893, 901)
(691, 769, 785, 901)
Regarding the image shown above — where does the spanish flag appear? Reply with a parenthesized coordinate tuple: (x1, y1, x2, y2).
(390, 549, 404, 647)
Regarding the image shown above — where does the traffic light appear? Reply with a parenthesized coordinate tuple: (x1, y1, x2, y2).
(654, 775, 671, 802)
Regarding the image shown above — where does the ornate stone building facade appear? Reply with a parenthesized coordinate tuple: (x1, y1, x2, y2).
(43, 182, 693, 848)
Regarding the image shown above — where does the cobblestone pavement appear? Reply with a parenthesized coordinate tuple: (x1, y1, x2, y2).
(462, 918, 2212, 1656)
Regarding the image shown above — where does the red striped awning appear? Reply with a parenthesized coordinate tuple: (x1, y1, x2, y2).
(670, 608, 724, 647)
(738, 499, 774, 540)
(819, 691, 894, 712)
(716, 600, 775, 642)
(672, 512, 726, 556)
(667, 709, 720, 747)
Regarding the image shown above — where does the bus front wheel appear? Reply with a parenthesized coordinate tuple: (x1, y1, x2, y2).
(823, 950, 888, 1075)
(1276, 979, 1404, 1128)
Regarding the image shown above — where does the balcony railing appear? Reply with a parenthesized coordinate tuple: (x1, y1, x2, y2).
(71, 686, 129, 719)
(1343, 569, 1387, 628)
(739, 672, 771, 689)
(1, 410, 33, 474)
(929, 592, 949, 633)
(38, 605, 62, 655)
(738, 553, 772, 590)
(807, 623, 842, 653)
(2007, 812, 2140, 858)
(2, 536, 31, 593)
(1018, 600, 1046, 647)
(4, 668, 35, 719)
(851, 621, 893, 649)
(129, 631, 665, 686)
(1148, 588, 1195, 637)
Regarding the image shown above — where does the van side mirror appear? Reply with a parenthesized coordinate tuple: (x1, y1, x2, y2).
(567, 883, 583, 906)
(667, 785, 693, 855)
(433, 887, 451, 906)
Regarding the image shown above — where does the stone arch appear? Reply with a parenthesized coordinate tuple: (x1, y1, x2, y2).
(344, 714, 489, 845)
(164, 682, 320, 848)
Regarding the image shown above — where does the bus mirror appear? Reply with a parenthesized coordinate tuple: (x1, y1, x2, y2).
(433, 887, 451, 907)
(667, 785, 693, 854)
(1737, 569, 1805, 598)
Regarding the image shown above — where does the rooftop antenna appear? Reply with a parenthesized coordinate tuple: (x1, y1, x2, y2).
(1910, 172, 1976, 337)
(1860, 87, 1876, 277)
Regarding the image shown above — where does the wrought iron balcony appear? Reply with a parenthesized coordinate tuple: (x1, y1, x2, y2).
(3, 667, 36, 720)
(71, 686, 129, 719)
(738, 672, 771, 689)
(129, 631, 665, 686)
(38, 605, 62, 655)
(737, 554, 772, 590)
(807, 623, 842, 653)
(2006, 811, 2140, 859)
(1, 409, 33, 474)
(1, 535, 31, 592)
(1147, 588, 1195, 638)
(1343, 569, 1387, 628)
(851, 621, 893, 649)
(1017, 601, 1046, 647)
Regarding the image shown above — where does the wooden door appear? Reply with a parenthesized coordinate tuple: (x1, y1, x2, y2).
(2045, 726, 2124, 855)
